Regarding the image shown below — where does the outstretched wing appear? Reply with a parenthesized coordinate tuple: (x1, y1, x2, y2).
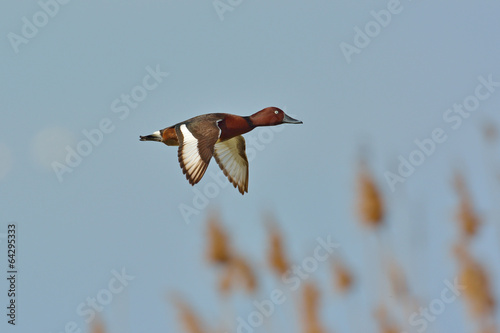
(175, 122, 220, 185)
(213, 135, 249, 194)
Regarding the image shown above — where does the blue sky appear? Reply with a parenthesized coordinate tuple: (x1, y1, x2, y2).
(1, 1, 500, 332)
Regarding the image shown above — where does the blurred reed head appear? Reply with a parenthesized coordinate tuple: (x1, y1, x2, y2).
(457, 248, 496, 320)
(374, 305, 401, 333)
(204, 211, 257, 295)
(301, 281, 326, 333)
(453, 172, 481, 239)
(265, 214, 289, 277)
(206, 211, 232, 264)
(232, 255, 257, 294)
(217, 254, 257, 295)
(331, 257, 354, 294)
(356, 160, 384, 228)
(171, 296, 205, 333)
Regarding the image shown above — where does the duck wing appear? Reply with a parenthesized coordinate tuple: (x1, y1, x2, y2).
(175, 119, 221, 185)
(213, 135, 249, 194)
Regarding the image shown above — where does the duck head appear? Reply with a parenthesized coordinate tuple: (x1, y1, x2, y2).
(250, 107, 303, 126)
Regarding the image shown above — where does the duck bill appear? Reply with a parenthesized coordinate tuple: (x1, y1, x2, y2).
(282, 113, 303, 124)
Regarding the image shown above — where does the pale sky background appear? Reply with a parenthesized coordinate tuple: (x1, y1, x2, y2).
(1, 1, 500, 332)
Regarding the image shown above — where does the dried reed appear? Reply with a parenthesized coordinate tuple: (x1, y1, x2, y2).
(232, 255, 257, 293)
(206, 212, 231, 264)
(454, 172, 481, 239)
(374, 305, 401, 333)
(357, 162, 384, 228)
(266, 218, 289, 277)
(331, 257, 354, 294)
(301, 282, 326, 333)
(173, 297, 206, 333)
(456, 246, 496, 320)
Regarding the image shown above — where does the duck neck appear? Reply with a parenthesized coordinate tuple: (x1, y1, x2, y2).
(247, 114, 272, 127)
(243, 116, 257, 128)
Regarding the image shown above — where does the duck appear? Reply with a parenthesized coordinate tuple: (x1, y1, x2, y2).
(140, 106, 302, 194)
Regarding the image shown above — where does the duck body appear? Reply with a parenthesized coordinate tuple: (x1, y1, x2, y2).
(140, 107, 302, 194)
(154, 113, 254, 147)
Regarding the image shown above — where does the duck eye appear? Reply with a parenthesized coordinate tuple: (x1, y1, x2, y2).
(274, 110, 279, 114)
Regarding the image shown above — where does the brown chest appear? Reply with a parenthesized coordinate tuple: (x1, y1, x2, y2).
(217, 115, 253, 141)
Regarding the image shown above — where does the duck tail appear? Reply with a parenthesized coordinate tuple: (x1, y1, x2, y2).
(139, 130, 162, 142)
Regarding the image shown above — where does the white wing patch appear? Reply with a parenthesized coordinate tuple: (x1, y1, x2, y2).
(214, 135, 249, 194)
(178, 124, 208, 184)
